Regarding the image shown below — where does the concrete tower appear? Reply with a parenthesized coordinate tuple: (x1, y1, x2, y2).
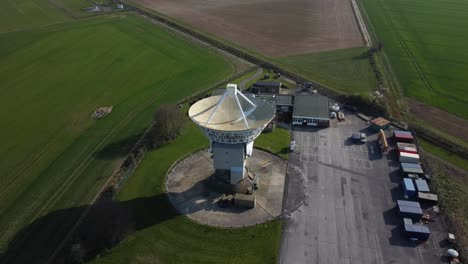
(188, 84, 275, 185)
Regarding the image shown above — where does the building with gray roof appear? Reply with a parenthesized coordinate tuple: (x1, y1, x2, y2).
(292, 95, 330, 127)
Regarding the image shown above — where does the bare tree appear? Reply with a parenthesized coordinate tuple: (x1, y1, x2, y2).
(150, 104, 186, 147)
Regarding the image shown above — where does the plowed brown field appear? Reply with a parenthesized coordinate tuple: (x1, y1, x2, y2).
(133, 0, 364, 57)
(409, 99, 468, 142)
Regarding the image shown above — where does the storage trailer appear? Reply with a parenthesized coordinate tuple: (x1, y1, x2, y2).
(418, 192, 438, 203)
(414, 179, 430, 193)
(399, 152, 420, 164)
(397, 200, 423, 220)
(394, 130, 414, 143)
(397, 142, 418, 154)
(402, 178, 417, 197)
(404, 224, 430, 240)
(401, 163, 424, 175)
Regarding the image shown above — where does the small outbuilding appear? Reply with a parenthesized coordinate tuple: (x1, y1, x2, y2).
(370, 117, 390, 131)
(251, 81, 281, 94)
(292, 95, 330, 127)
(276, 95, 293, 112)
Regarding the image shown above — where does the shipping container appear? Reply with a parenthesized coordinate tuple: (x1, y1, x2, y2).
(399, 152, 420, 164)
(404, 224, 430, 240)
(401, 163, 424, 175)
(418, 192, 438, 202)
(402, 178, 417, 197)
(397, 200, 423, 220)
(397, 142, 418, 154)
(414, 179, 430, 193)
(397, 200, 421, 208)
(394, 130, 414, 143)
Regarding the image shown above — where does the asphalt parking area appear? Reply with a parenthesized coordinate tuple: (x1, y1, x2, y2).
(280, 111, 447, 264)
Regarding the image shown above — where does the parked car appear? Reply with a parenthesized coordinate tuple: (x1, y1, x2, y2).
(360, 133, 367, 143)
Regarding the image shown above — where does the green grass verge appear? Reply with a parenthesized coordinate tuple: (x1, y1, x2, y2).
(278, 47, 377, 95)
(425, 154, 468, 256)
(361, 0, 468, 119)
(90, 122, 282, 264)
(0, 13, 232, 258)
(419, 138, 468, 171)
(255, 127, 290, 160)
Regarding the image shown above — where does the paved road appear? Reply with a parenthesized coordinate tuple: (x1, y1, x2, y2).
(238, 67, 263, 90)
(280, 111, 446, 264)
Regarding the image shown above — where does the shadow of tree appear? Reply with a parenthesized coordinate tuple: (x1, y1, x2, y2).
(94, 133, 144, 160)
(0, 193, 177, 264)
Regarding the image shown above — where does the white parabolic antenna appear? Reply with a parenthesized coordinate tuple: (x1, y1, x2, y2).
(189, 84, 275, 143)
(189, 84, 275, 185)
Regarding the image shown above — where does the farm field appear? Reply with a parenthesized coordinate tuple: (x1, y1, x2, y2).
(0, 0, 93, 32)
(361, 0, 468, 120)
(131, 0, 364, 57)
(279, 47, 377, 95)
(0, 14, 232, 263)
(89, 121, 282, 264)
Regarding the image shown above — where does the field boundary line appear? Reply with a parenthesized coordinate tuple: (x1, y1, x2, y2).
(350, 0, 372, 47)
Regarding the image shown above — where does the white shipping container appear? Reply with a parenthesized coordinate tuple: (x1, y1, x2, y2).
(399, 152, 420, 163)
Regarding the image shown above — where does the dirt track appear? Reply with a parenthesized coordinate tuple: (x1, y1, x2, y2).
(409, 99, 468, 141)
(132, 0, 364, 57)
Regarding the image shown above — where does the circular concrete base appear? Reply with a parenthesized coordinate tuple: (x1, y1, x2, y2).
(166, 149, 287, 227)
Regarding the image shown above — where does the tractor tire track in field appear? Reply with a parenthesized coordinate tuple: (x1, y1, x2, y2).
(375, 0, 468, 105)
(32, 93, 160, 221)
(0, 124, 70, 202)
(0, 93, 161, 257)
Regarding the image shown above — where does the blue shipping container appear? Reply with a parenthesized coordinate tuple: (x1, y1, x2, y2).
(402, 178, 416, 197)
(414, 179, 430, 193)
(404, 224, 430, 240)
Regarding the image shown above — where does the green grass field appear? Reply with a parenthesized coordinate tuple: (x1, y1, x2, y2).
(0, 13, 232, 261)
(89, 121, 282, 264)
(361, 0, 468, 119)
(278, 47, 377, 95)
(0, 0, 94, 32)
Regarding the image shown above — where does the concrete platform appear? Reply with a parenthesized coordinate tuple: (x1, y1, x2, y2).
(166, 149, 286, 227)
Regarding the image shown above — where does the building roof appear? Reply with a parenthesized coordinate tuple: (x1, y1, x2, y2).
(253, 81, 281, 88)
(276, 95, 293, 106)
(293, 95, 329, 119)
(370, 117, 390, 127)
